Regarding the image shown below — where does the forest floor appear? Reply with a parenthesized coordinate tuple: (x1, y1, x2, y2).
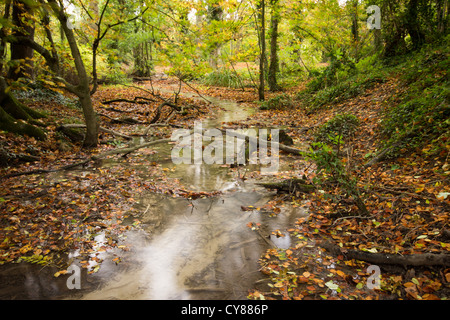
(0, 70, 449, 300)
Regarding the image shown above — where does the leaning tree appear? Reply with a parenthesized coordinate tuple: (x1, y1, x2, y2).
(1, 0, 99, 147)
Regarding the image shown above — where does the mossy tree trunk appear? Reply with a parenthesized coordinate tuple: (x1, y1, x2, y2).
(47, 0, 99, 148)
(2, 0, 99, 148)
(0, 76, 46, 140)
(7, 0, 35, 81)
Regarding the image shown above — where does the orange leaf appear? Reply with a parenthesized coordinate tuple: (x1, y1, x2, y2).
(422, 294, 440, 300)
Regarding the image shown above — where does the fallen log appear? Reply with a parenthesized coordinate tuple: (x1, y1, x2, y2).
(257, 178, 315, 194)
(217, 128, 304, 156)
(321, 241, 450, 267)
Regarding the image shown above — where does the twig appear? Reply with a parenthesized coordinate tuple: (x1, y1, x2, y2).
(255, 229, 277, 248)
(174, 76, 213, 105)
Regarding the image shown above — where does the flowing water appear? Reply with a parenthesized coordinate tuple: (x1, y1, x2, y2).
(0, 94, 308, 300)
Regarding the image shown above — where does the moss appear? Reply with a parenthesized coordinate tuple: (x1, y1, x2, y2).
(0, 106, 46, 140)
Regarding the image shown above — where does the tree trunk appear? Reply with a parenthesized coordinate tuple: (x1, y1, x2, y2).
(350, 0, 359, 60)
(268, 0, 280, 92)
(0, 0, 11, 75)
(48, 0, 99, 148)
(406, 0, 425, 49)
(436, 0, 448, 34)
(207, 2, 223, 70)
(7, 0, 35, 81)
(0, 77, 46, 140)
(258, 0, 266, 101)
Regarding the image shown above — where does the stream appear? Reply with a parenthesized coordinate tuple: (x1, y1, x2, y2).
(0, 94, 308, 300)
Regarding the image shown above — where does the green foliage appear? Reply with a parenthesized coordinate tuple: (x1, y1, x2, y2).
(380, 44, 450, 158)
(259, 93, 294, 110)
(306, 141, 368, 215)
(314, 113, 360, 145)
(201, 68, 256, 89)
(201, 68, 242, 88)
(298, 70, 386, 112)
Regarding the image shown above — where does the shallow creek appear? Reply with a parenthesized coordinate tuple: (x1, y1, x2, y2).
(0, 95, 308, 300)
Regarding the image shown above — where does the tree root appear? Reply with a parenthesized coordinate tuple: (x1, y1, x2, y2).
(320, 241, 450, 267)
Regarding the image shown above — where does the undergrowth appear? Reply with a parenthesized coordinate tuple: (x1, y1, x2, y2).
(380, 45, 449, 159)
(297, 40, 449, 159)
(201, 68, 256, 89)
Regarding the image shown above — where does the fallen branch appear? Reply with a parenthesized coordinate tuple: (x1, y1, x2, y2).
(91, 138, 171, 160)
(149, 101, 182, 124)
(58, 124, 133, 140)
(102, 96, 156, 105)
(123, 84, 172, 104)
(321, 241, 450, 267)
(218, 128, 304, 156)
(363, 144, 399, 169)
(255, 229, 277, 248)
(0, 159, 92, 179)
(363, 131, 415, 169)
(174, 76, 213, 104)
(257, 178, 315, 194)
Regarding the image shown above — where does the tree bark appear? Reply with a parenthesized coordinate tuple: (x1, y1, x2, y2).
(258, 0, 266, 101)
(258, 178, 315, 193)
(406, 0, 425, 49)
(268, 0, 280, 92)
(350, 0, 359, 60)
(47, 0, 99, 148)
(0, 76, 46, 140)
(7, 0, 35, 81)
(0, 0, 11, 75)
(321, 241, 450, 267)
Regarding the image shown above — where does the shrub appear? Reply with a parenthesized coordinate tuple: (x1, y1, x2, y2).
(259, 94, 294, 110)
(314, 113, 360, 146)
(201, 69, 249, 89)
